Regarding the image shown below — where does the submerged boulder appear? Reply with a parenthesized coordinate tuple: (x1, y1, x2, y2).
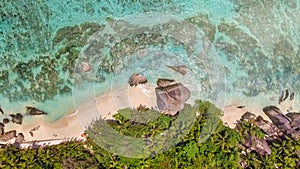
(155, 83, 190, 115)
(25, 106, 48, 116)
(81, 61, 91, 72)
(167, 65, 188, 75)
(128, 73, 147, 86)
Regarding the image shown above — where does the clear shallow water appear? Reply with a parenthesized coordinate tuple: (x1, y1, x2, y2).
(1, 0, 300, 122)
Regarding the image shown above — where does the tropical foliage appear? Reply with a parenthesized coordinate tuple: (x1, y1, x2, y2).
(0, 100, 299, 168)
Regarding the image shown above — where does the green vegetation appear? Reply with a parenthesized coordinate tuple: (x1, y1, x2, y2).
(0, 100, 299, 168)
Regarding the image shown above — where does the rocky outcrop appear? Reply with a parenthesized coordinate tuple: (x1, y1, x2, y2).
(262, 106, 300, 139)
(253, 116, 279, 137)
(15, 133, 25, 144)
(155, 80, 190, 115)
(157, 78, 175, 88)
(0, 130, 16, 142)
(128, 73, 147, 86)
(240, 112, 256, 121)
(3, 118, 9, 124)
(286, 112, 300, 129)
(263, 106, 291, 127)
(0, 123, 4, 136)
(237, 106, 300, 158)
(242, 135, 272, 155)
(11, 113, 23, 124)
(25, 107, 48, 116)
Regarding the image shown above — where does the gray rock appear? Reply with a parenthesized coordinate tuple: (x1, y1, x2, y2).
(15, 133, 25, 143)
(254, 116, 279, 136)
(0, 122, 4, 129)
(291, 119, 300, 129)
(262, 106, 291, 126)
(241, 112, 256, 121)
(263, 106, 300, 139)
(157, 78, 175, 87)
(243, 135, 272, 155)
(12, 113, 23, 125)
(3, 118, 9, 124)
(25, 106, 48, 116)
(286, 112, 300, 121)
(0, 128, 4, 136)
(0, 130, 16, 142)
(155, 83, 190, 115)
(286, 112, 300, 129)
(128, 73, 147, 86)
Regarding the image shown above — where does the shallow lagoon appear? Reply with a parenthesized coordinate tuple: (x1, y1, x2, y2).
(1, 0, 300, 123)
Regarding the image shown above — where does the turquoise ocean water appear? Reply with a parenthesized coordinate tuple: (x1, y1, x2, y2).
(1, 0, 300, 122)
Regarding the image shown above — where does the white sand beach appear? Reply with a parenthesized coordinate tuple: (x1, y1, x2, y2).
(3, 84, 297, 146)
(2, 84, 157, 145)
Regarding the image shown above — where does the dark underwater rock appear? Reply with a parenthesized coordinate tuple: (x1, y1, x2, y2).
(290, 92, 295, 100)
(155, 83, 190, 115)
(128, 73, 147, 86)
(25, 106, 48, 116)
(278, 91, 284, 104)
(0, 106, 4, 114)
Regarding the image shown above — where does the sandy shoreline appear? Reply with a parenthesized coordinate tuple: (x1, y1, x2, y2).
(3, 84, 298, 146)
(3, 84, 157, 145)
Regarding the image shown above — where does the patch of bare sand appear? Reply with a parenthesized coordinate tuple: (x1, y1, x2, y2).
(4, 84, 156, 144)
